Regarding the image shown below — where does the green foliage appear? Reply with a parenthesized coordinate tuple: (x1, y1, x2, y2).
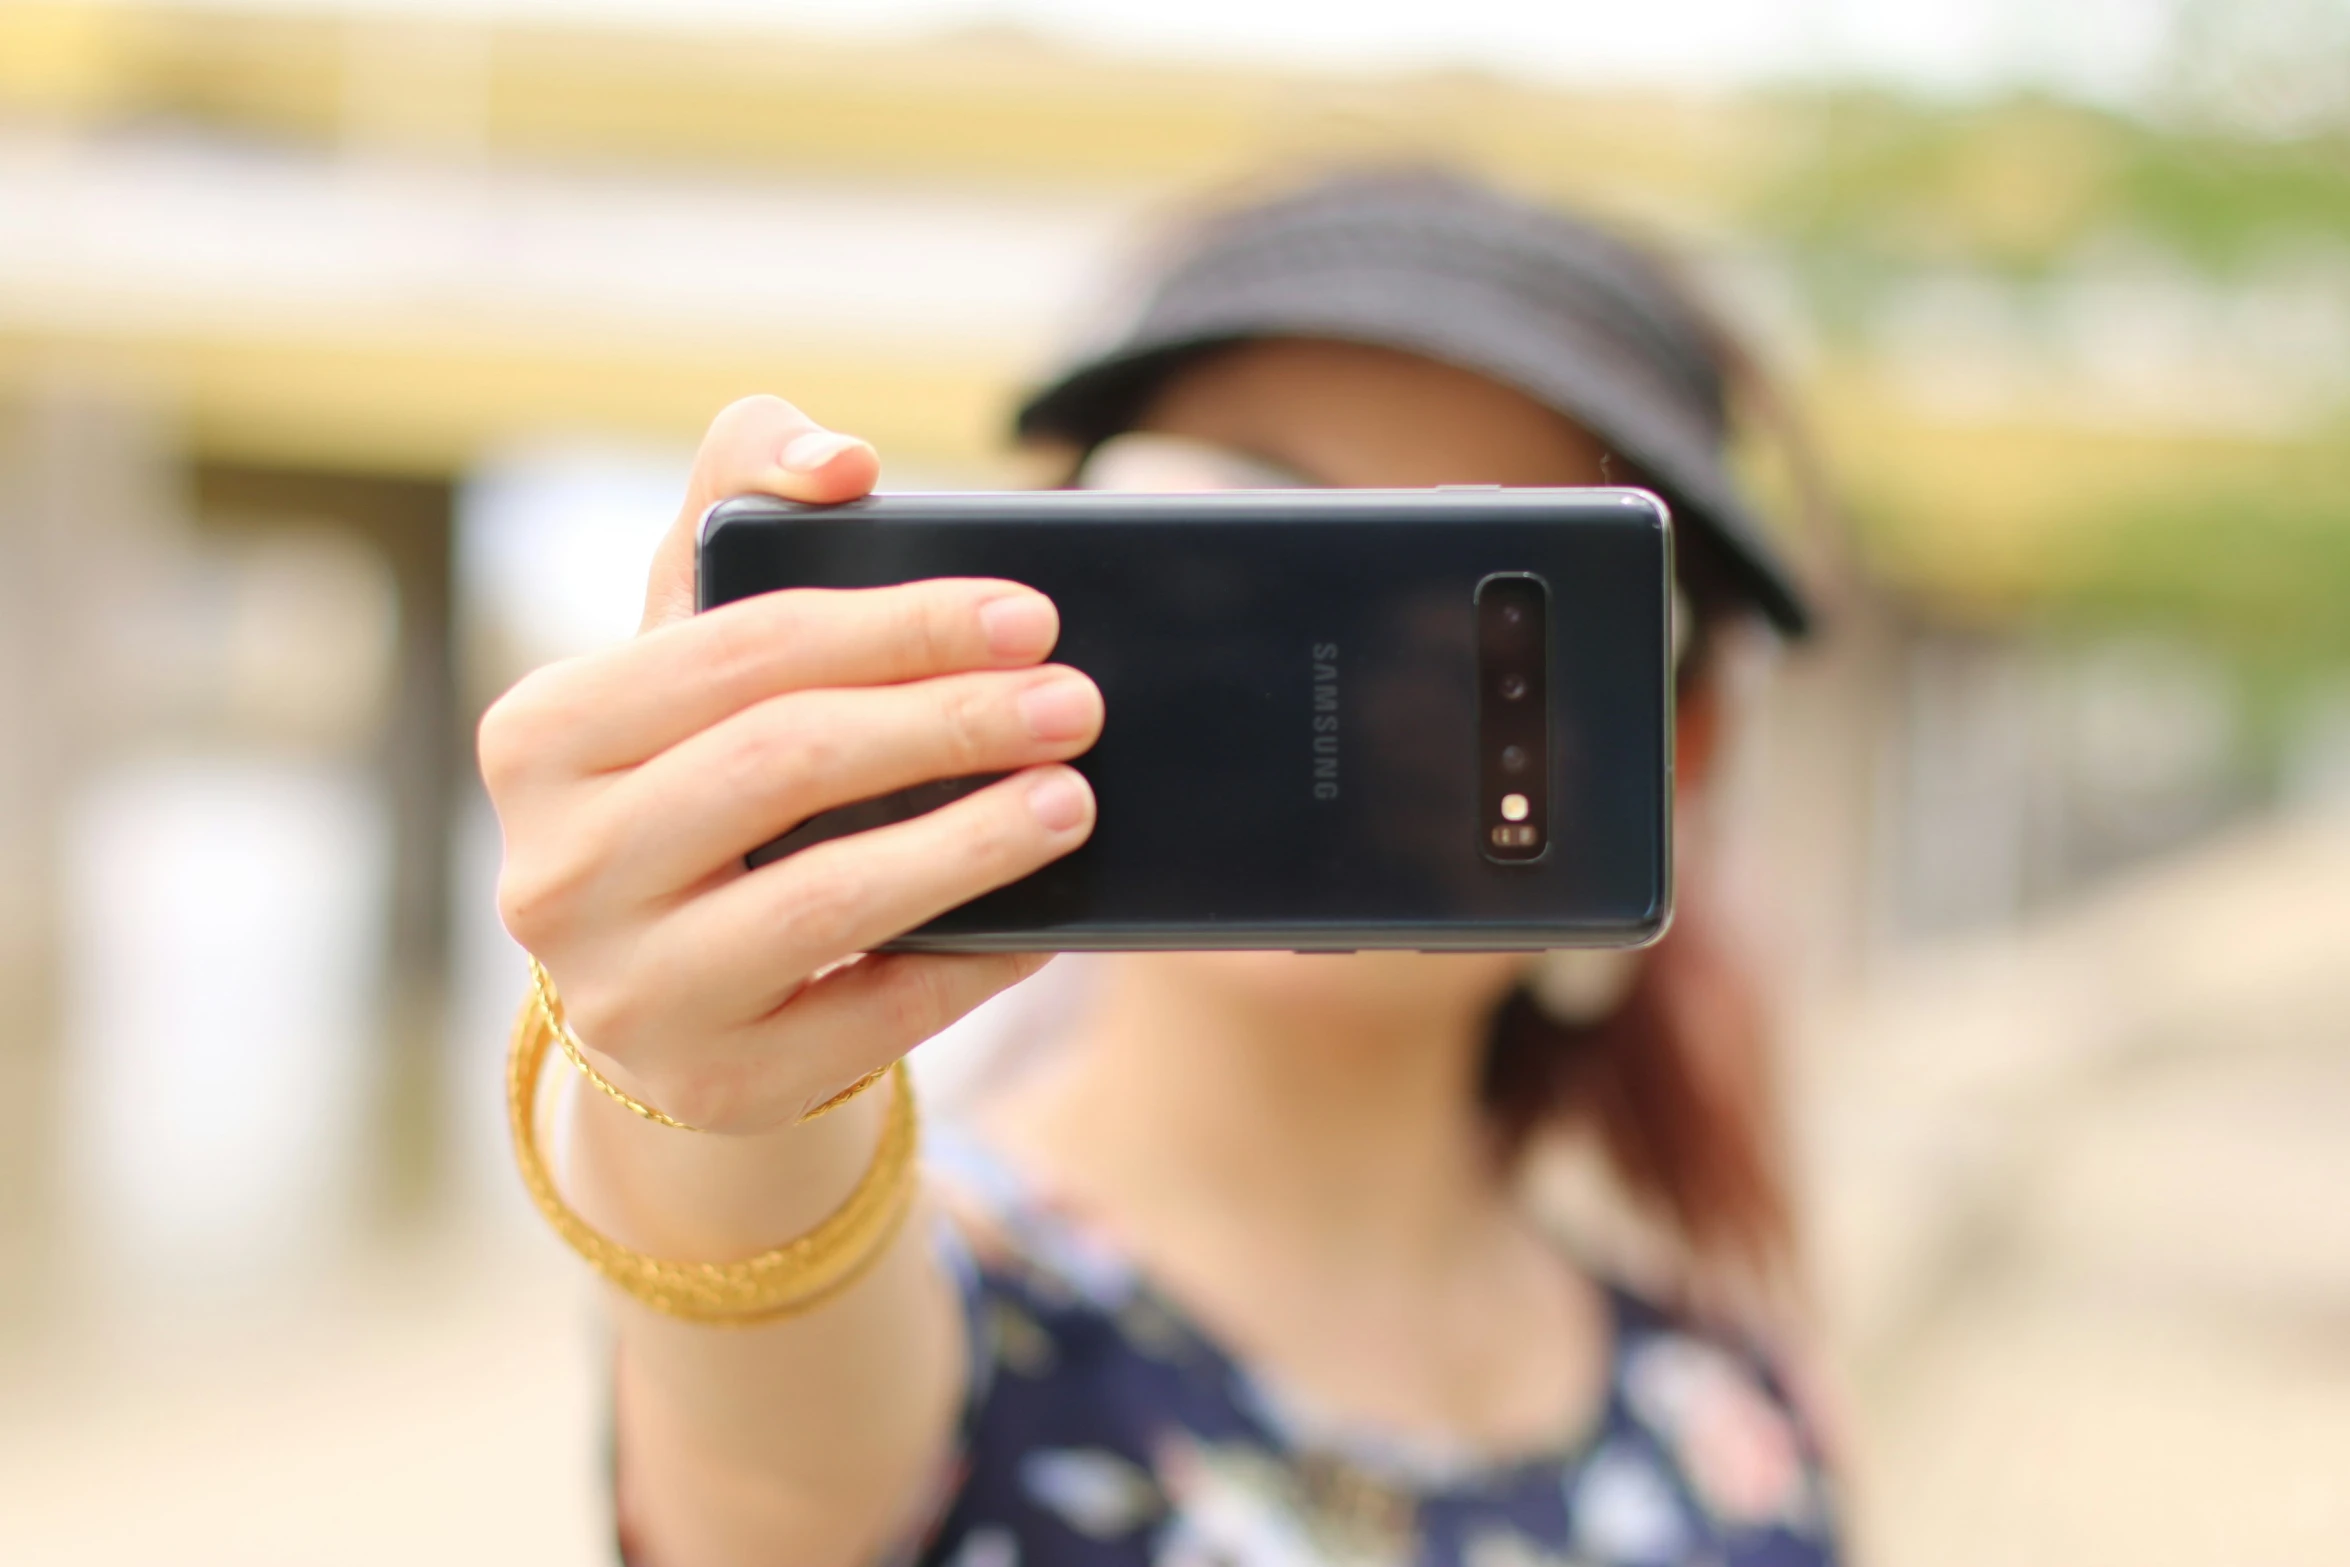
(1748, 87, 2350, 693)
(2048, 435, 2350, 673)
(2113, 130, 2350, 271)
(1751, 89, 2350, 276)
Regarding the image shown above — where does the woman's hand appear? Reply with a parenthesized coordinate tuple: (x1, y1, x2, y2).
(477, 399, 1075, 1562)
(479, 395, 1102, 1133)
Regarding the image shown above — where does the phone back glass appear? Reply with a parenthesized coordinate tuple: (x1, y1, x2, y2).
(697, 489, 1673, 950)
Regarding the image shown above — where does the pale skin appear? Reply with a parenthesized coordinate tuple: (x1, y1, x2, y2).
(480, 339, 1727, 1567)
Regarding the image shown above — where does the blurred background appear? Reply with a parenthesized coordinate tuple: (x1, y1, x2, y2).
(1, 0, 2346, 1561)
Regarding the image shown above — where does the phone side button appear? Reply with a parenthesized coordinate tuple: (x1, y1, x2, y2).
(1291, 950, 1357, 956)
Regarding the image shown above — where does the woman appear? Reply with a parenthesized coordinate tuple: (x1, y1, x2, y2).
(481, 170, 1840, 1566)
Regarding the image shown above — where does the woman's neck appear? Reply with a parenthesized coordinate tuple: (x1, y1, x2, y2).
(987, 954, 1602, 1454)
(993, 956, 1510, 1276)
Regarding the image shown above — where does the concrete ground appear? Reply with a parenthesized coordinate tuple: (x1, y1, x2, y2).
(0, 1228, 609, 1566)
(1797, 805, 2350, 1565)
(1, 807, 2344, 1564)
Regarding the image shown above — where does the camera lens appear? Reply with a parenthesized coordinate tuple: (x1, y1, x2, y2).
(1476, 575, 1549, 863)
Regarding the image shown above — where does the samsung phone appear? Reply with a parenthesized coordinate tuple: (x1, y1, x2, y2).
(696, 487, 1674, 951)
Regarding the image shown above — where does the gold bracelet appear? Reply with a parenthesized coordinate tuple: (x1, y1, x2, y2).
(527, 956, 890, 1132)
(507, 989, 921, 1325)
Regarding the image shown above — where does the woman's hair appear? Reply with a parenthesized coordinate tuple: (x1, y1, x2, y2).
(1484, 914, 1792, 1285)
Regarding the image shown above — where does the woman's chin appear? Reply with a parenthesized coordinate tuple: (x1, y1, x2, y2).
(1121, 949, 1525, 1028)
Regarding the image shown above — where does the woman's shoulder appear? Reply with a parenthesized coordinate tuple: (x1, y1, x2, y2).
(925, 1124, 1154, 1309)
(1585, 1283, 1838, 1554)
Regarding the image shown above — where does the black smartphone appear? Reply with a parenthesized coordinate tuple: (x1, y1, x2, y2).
(697, 487, 1673, 951)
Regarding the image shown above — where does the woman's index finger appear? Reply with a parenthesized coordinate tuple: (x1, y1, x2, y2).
(542, 578, 1061, 775)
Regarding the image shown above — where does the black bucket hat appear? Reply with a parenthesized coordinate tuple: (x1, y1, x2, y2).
(1015, 169, 1812, 637)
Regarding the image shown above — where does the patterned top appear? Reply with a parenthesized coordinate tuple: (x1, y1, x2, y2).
(910, 1132, 1840, 1567)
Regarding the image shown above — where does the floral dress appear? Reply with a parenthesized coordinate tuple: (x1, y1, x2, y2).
(910, 1132, 1839, 1567)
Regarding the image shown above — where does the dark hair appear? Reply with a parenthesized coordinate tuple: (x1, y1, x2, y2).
(1480, 808, 1795, 1293)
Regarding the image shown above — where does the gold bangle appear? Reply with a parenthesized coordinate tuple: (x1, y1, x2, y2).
(527, 956, 891, 1131)
(506, 990, 921, 1325)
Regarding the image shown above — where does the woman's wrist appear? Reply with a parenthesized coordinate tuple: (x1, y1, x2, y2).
(562, 1056, 904, 1269)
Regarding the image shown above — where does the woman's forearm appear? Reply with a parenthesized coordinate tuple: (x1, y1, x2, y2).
(567, 1075, 967, 1567)
(476, 396, 1095, 1563)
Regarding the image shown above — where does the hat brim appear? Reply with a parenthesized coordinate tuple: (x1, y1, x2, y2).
(1016, 316, 1812, 639)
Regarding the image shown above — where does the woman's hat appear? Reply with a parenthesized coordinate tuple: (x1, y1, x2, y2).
(1015, 169, 1813, 637)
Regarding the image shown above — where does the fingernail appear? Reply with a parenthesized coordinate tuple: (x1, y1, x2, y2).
(1026, 771, 1089, 833)
(977, 593, 1055, 660)
(780, 430, 864, 474)
(1017, 672, 1099, 742)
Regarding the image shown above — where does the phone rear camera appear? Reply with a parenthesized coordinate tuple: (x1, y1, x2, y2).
(1475, 572, 1549, 864)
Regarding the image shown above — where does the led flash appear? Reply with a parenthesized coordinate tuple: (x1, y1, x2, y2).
(1500, 792, 1530, 822)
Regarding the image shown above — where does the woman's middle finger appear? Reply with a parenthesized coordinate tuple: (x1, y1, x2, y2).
(635, 763, 1095, 1030)
(603, 663, 1105, 897)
